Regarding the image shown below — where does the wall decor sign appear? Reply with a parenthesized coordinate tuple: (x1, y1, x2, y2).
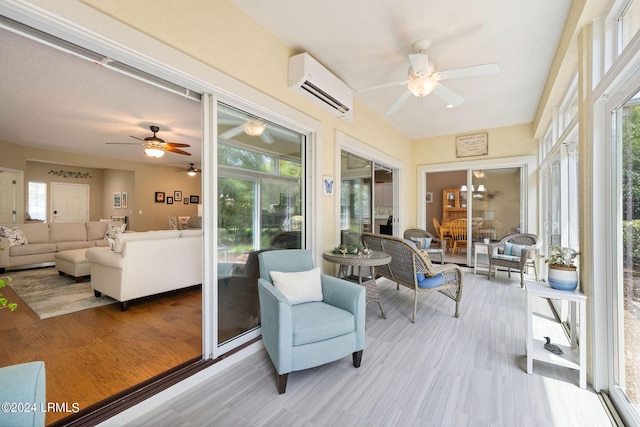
(155, 192, 165, 203)
(455, 132, 488, 158)
(48, 169, 92, 179)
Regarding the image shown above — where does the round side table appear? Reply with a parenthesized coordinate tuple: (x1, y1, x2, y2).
(322, 250, 391, 318)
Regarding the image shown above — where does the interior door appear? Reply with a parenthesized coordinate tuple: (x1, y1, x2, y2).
(0, 171, 18, 224)
(50, 182, 89, 223)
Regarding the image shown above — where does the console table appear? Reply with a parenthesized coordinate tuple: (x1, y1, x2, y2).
(525, 280, 587, 388)
(323, 250, 391, 318)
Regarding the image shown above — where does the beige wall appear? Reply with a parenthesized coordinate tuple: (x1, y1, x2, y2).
(1, 139, 201, 231)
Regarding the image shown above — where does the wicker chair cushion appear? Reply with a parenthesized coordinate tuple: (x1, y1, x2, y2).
(492, 253, 521, 262)
(416, 273, 445, 289)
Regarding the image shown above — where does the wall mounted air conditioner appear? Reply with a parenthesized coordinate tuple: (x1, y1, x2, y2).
(288, 52, 353, 122)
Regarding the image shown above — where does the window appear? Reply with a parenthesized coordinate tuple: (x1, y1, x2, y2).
(27, 182, 46, 221)
(619, 0, 640, 53)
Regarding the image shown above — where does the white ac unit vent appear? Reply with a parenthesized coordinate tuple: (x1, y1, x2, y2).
(288, 52, 353, 122)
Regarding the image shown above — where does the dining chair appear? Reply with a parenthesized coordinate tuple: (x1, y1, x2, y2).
(168, 216, 177, 230)
(433, 218, 452, 252)
(450, 218, 468, 255)
(178, 216, 190, 230)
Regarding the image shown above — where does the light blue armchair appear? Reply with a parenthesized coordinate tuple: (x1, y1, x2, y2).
(258, 250, 366, 394)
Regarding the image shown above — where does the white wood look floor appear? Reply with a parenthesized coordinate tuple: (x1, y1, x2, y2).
(126, 271, 613, 426)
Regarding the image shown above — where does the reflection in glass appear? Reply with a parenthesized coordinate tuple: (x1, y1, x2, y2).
(471, 168, 521, 242)
(340, 151, 372, 244)
(618, 94, 640, 414)
(217, 103, 305, 345)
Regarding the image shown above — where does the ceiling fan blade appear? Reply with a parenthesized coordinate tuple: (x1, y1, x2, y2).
(432, 82, 466, 108)
(105, 142, 143, 145)
(129, 135, 145, 141)
(219, 124, 245, 140)
(356, 80, 408, 94)
(433, 63, 500, 81)
(386, 90, 413, 115)
(164, 142, 191, 148)
(409, 53, 429, 75)
(164, 146, 192, 156)
(260, 130, 274, 144)
(217, 118, 240, 126)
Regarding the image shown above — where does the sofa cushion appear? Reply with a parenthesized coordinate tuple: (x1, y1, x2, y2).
(87, 221, 114, 241)
(270, 267, 323, 305)
(56, 241, 94, 252)
(0, 225, 28, 246)
(113, 230, 180, 253)
(16, 223, 49, 244)
(180, 229, 201, 238)
(292, 302, 354, 346)
(104, 223, 126, 239)
(49, 222, 87, 243)
(10, 242, 57, 256)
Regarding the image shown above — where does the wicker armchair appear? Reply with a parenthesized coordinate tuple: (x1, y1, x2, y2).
(362, 233, 463, 323)
(488, 233, 541, 287)
(403, 228, 445, 249)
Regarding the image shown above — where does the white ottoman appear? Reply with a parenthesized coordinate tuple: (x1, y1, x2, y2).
(55, 249, 91, 283)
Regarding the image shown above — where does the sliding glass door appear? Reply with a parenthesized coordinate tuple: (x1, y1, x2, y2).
(217, 103, 305, 345)
(611, 88, 640, 419)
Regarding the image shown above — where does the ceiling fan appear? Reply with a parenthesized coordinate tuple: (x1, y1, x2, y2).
(218, 119, 275, 144)
(184, 163, 200, 176)
(358, 40, 500, 115)
(106, 125, 191, 157)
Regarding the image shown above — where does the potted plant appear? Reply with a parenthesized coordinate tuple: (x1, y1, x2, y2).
(545, 245, 579, 291)
(0, 239, 16, 311)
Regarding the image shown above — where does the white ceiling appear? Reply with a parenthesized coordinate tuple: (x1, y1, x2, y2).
(233, 0, 571, 139)
(0, 2, 571, 168)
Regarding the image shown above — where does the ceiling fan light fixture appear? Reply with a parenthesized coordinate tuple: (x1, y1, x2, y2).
(407, 75, 436, 97)
(144, 146, 165, 158)
(187, 163, 197, 176)
(244, 120, 266, 136)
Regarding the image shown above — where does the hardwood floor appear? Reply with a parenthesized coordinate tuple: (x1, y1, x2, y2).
(123, 272, 613, 427)
(0, 271, 202, 425)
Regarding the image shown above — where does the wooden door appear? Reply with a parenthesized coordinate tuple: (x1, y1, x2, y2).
(0, 171, 18, 224)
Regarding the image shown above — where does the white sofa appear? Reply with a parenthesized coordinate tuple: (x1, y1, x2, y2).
(85, 229, 202, 310)
(0, 221, 117, 273)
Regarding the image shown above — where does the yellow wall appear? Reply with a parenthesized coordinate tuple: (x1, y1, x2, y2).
(412, 123, 536, 165)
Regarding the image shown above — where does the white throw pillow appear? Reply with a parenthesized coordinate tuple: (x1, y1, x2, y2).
(104, 223, 126, 239)
(270, 267, 323, 305)
(0, 225, 28, 247)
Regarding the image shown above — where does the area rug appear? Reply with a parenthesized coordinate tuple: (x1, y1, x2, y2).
(7, 267, 116, 319)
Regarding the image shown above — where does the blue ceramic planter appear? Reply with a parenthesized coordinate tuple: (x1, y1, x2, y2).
(548, 266, 578, 291)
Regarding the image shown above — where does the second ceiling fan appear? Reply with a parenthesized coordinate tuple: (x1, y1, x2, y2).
(359, 40, 500, 115)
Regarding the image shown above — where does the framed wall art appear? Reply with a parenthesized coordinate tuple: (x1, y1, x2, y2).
(122, 192, 128, 208)
(455, 132, 488, 158)
(167, 196, 174, 205)
(113, 192, 122, 208)
(174, 191, 182, 201)
(155, 192, 165, 203)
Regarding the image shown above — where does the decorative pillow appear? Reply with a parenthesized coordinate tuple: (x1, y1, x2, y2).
(411, 237, 432, 250)
(270, 267, 323, 305)
(0, 225, 28, 247)
(504, 242, 528, 257)
(104, 223, 126, 239)
(405, 239, 436, 277)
